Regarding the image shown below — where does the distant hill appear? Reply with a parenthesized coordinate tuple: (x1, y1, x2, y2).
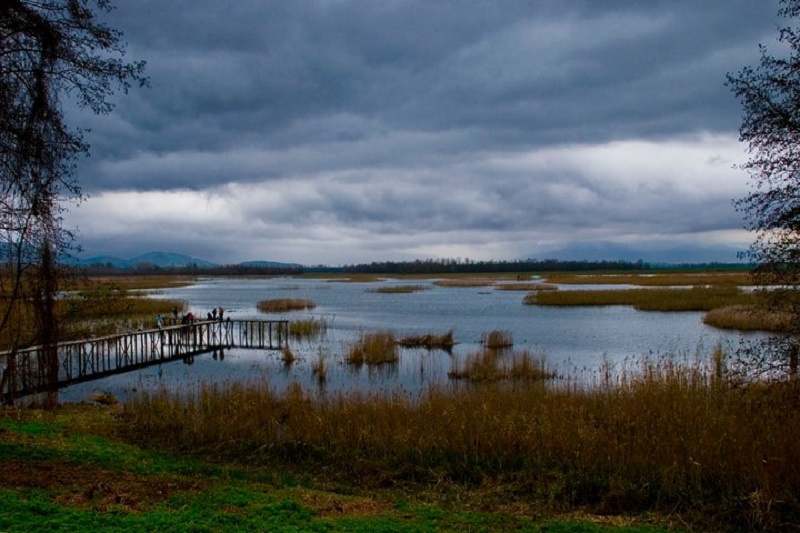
(64, 252, 303, 270)
(526, 242, 749, 265)
(64, 251, 217, 269)
(127, 252, 218, 268)
(238, 260, 304, 269)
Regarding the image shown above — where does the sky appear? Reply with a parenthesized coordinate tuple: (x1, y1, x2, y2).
(63, 0, 783, 266)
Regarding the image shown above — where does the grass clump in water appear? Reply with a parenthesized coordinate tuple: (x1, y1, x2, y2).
(525, 286, 753, 311)
(346, 331, 399, 365)
(449, 348, 553, 382)
(368, 285, 428, 293)
(481, 329, 513, 349)
(257, 298, 316, 313)
(288, 316, 329, 340)
(703, 304, 793, 332)
(397, 329, 455, 350)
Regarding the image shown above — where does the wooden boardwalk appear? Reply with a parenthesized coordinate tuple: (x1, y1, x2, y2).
(0, 319, 289, 402)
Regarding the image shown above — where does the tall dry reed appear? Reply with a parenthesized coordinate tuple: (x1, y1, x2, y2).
(346, 331, 398, 365)
(120, 360, 800, 530)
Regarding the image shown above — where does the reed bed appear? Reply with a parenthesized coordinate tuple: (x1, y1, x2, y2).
(525, 286, 754, 311)
(281, 346, 296, 365)
(367, 285, 428, 293)
(495, 282, 558, 291)
(481, 329, 513, 348)
(311, 351, 326, 382)
(257, 298, 316, 313)
(544, 272, 753, 286)
(703, 304, 793, 332)
(448, 348, 553, 382)
(397, 329, 455, 350)
(346, 331, 399, 365)
(120, 361, 800, 531)
(288, 317, 329, 340)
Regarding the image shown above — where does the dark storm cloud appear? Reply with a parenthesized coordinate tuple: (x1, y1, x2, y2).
(65, 0, 781, 263)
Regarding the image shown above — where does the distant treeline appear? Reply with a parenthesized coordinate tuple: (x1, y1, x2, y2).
(67, 259, 752, 277)
(341, 258, 650, 274)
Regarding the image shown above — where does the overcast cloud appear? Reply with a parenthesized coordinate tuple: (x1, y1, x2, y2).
(63, 0, 780, 265)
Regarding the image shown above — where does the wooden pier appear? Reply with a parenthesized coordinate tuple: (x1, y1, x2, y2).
(0, 319, 289, 402)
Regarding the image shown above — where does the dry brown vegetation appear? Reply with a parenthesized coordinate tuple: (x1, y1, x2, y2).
(448, 348, 554, 382)
(288, 317, 329, 340)
(257, 298, 316, 313)
(703, 304, 793, 332)
(367, 285, 428, 293)
(346, 331, 399, 365)
(397, 329, 455, 350)
(481, 329, 513, 349)
(525, 286, 754, 311)
(543, 271, 753, 286)
(120, 360, 800, 531)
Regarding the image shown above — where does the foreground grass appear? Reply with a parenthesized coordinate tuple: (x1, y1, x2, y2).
(0, 407, 672, 533)
(111, 361, 800, 532)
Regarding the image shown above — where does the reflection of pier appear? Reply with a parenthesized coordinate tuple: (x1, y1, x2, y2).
(0, 319, 289, 402)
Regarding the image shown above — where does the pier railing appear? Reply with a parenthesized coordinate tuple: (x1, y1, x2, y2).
(0, 319, 289, 402)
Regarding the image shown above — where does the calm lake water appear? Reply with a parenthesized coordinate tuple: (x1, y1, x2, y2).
(59, 277, 758, 402)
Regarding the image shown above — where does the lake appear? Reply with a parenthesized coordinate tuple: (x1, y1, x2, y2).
(59, 277, 758, 402)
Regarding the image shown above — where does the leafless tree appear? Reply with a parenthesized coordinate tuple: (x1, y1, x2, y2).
(728, 0, 800, 379)
(0, 0, 145, 404)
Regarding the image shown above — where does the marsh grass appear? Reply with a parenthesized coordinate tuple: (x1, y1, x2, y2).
(703, 304, 793, 332)
(481, 329, 513, 349)
(346, 331, 399, 365)
(367, 285, 428, 293)
(525, 286, 754, 311)
(311, 351, 327, 383)
(281, 346, 296, 365)
(397, 329, 455, 350)
(288, 317, 329, 340)
(0, 289, 186, 349)
(257, 298, 316, 313)
(544, 272, 753, 286)
(120, 356, 800, 531)
(448, 348, 553, 382)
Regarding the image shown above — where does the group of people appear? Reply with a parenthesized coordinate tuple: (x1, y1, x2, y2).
(206, 307, 225, 321)
(156, 306, 228, 329)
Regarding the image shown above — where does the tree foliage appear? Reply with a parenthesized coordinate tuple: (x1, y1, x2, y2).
(0, 0, 145, 401)
(728, 0, 800, 377)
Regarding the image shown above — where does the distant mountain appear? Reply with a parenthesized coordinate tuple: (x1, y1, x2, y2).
(65, 251, 218, 269)
(526, 242, 749, 265)
(63, 252, 306, 270)
(128, 252, 217, 268)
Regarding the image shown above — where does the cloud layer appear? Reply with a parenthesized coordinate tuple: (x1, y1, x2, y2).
(65, 0, 780, 264)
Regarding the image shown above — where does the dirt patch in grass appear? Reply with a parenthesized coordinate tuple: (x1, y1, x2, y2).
(0, 458, 202, 512)
(297, 489, 392, 518)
